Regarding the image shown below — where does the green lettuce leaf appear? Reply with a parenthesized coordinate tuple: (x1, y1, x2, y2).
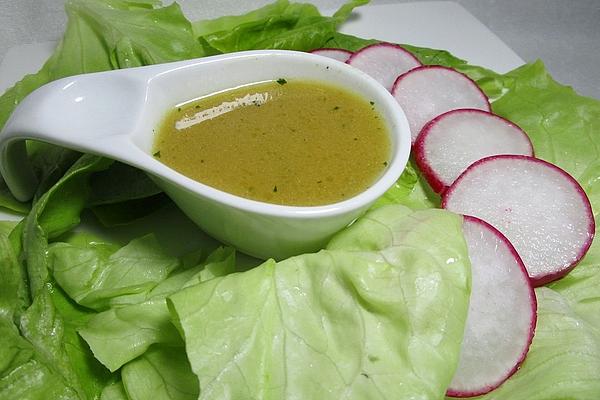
(78, 247, 236, 372)
(193, 0, 368, 54)
(168, 206, 471, 399)
(80, 298, 183, 372)
(1, 155, 114, 400)
(87, 162, 163, 206)
(23, 154, 112, 298)
(100, 381, 129, 400)
(0, 314, 82, 400)
(370, 162, 439, 210)
(121, 344, 198, 400)
(550, 242, 600, 331)
(86, 162, 171, 226)
(50, 234, 180, 311)
(0, 229, 28, 322)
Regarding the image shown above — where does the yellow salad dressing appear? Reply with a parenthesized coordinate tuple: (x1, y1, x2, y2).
(153, 79, 390, 206)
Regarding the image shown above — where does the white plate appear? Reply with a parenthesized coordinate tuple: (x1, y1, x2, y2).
(0, 1, 524, 253)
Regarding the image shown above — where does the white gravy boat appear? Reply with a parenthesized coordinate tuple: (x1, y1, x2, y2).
(0, 50, 411, 260)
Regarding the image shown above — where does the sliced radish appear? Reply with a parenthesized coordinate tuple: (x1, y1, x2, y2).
(414, 109, 534, 193)
(391, 66, 490, 143)
(346, 43, 421, 91)
(447, 215, 536, 398)
(443, 155, 595, 286)
(309, 48, 353, 63)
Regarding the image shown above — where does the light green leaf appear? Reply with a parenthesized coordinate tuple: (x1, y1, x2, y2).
(169, 206, 470, 399)
(122, 344, 198, 400)
(193, 0, 368, 54)
(50, 234, 180, 311)
(371, 162, 439, 210)
(78, 247, 236, 372)
(0, 316, 79, 400)
(101, 381, 129, 400)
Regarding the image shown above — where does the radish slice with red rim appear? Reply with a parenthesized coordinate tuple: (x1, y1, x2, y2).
(391, 66, 490, 143)
(309, 48, 353, 63)
(443, 155, 595, 286)
(414, 109, 534, 193)
(447, 215, 537, 398)
(346, 43, 421, 91)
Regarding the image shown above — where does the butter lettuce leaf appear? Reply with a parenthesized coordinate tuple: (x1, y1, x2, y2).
(370, 162, 440, 210)
(121, 344, 199, 400)
(100, 381, 129, 400)
(49, 234, 180, 311)
(550, 240, 600, 331)
(1, 155, 114, 400)
(78, 247, 236, 372)
(168, 206, 471, 400)
(193, 0, 368, 55)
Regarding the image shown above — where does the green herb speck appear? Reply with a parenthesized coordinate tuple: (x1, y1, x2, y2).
(277, 78, 287, 85)
(273, 185, 278, 192)
(177, 107, 182, 112)
(153, 151, 161, 158)
(332, 106, 340, 111)
(369, 101, 375, 106)
(383, 161, 388, 166)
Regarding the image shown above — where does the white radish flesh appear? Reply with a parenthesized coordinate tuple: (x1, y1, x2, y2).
(309, 48, 353, 63)
(414, 109, 533, 193)
(391, 66, 490, 143)
(346, 43, 421, 91)
(443, 155, 595, 286)
(447, 216, 536, 398)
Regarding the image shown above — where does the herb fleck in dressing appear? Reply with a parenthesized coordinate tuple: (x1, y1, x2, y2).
(153, 80, 390, 206)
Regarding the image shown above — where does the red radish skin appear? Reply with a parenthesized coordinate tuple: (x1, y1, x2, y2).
(391, 66, 491, 143)
(442, 155, 595, 286)
(346, 43, 421, 91)
(309, 48, 353, 63)
(414, 109, 534, 194)
(447, 216, 537, 398)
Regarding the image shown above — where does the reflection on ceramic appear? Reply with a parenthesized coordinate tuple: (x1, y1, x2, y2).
(0, 50, 411, 259)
